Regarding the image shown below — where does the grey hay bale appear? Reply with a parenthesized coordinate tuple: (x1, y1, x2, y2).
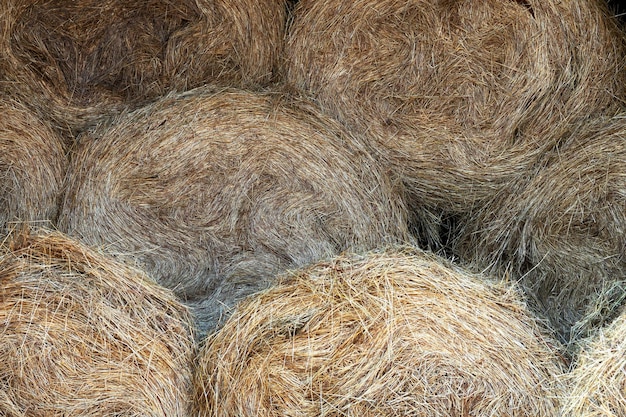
(0, 229, 196, 417)
(283, 0, 626, 233)
(0, 0, 287, 136)
(193, 246, 566, 417)
(452, 114, 626, 346)
(561, 308, 626, 417)
(0, 97, 67, 231)
(57, 87, 412, 336)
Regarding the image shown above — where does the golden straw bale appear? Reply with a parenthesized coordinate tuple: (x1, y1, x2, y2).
(284, 0, 626, 216)
(193, 246, 566, 417)
(561, 308, 626, 417)
(452, 114, 626, 345)
(0, 0, 287, 136)
(0, 229, 196, 416)
(57, 87, 412, 335)
(0, 97, 67, 230)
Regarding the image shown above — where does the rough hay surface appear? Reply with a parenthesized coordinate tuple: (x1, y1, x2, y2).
(194, 246, 566, 417)
(284, 0, 626, 216)
(0, 97, 67, 230)
(0, 229, 196, 417)
(561, 309, 626, 417)
(57, 87, 411, 336)
(452, 114, 626, 345)
(0, 0, 287, 135)
(286, 0, 626, 344)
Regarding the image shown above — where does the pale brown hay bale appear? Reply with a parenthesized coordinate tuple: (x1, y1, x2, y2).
(57, 87, 412, 336)
(561, 309, 626, 417)
(284, 0, 626, 218)
(452, 114, 626, 345)
(0, 97, 67, 230)
(0, 0, 287, 135)
(0, 229, 196, 417)
(193, 246, 566, 416)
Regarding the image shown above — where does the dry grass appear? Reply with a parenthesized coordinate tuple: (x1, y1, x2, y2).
(194, 246, 566, 417)
(284, 0, 626, 229)
(0, 0, 288, 136)
(165, 0, 287, 90)
(0, 228, 196, 416)
(0, 96, 67, 231)
(561, 308, 626, 417)
(284, 0, 626, 344)
(453, 114, 626, 345)
(57, 86, 412, 336)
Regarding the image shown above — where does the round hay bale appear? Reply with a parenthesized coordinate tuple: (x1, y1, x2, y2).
(0, 0, 287, 136)
(193, 246, 566, 416)
(57, 87, 412, 336)
(0, 97, 67, 231)
(284, 0, 626, 217)
(0, 229, 196, 416)
(452, 114, 626, 345)
(561, 308, 626, 417)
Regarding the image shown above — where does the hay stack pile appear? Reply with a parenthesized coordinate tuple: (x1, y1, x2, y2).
(561, 308, 626, 416)
(58, 87, 411, 335)
(0, 229, 196, 416)
(0, 0, 287, 135)
(284, 0, 626, 343)
(0, 98, 67, 230)
(193, 247, 566, 416)
(1, 0, 625, 413)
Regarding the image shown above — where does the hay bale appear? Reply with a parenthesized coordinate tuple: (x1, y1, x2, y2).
(193, 246, 566, 416)
(452, 114, 626, 345)
(0, 97, 67, 231)
(561, 308, 626, 417)
(57, 87, 412, 336)
(0, 229, 196, 416)
(0, 0, 287, 136)
(284, 0, 626, 219)
(164, 0, 287, 90)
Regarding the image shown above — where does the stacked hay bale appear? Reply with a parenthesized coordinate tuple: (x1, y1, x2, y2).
(193, 247, 566, 416)
(0, 0, 287, 136)
(561, 308, 626, 417)
(284, 0, 626, 343)
(0, 229, 196, 416)
(57, 87, 412, 335)
(453, 114, 626, 344)
(0, 97, 67, 231)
